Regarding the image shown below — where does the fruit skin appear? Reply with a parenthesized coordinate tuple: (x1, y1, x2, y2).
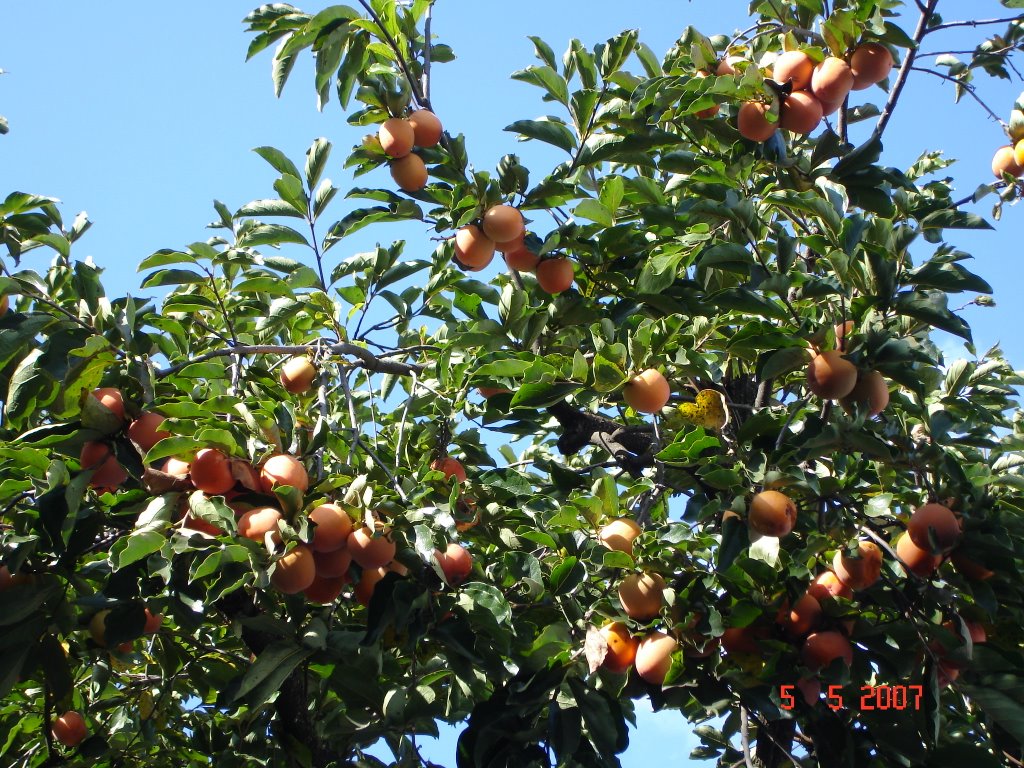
(737, 101, 777, 142)
(802, 630, 853, 670)
(992, 145, 1024, 178)
(260, 454, 309, 494)
(780, 91, 823, 135)
(143, 609, 162, 634)
(390, 153, 428, 192)
(280, 357, 317, 394)
(598, 518, 643, 555)
(617, 572, 665, 621)
(304, 574, 346, 604)
(811, 57, 855, 104)
(950, 550, 994, 581)
(819, 97, 843, 116)
(378, 117, 415, 158)
(895, 531, 942, 577)
(536, 258, 574, 294)
(773, 51, 815, 90)
(599, 622, 639, 673)
(90, 387, 126, 421)
(777, 592, 822, 638)
(431, 457, 467, 484)
(127, 411, 170, 453)
(80, 441, 128, 489)
(435, 542, 473, 585)
(1015, 139, 1024, 169)
(347, 526, 396, 569)
(481, 205, 525, 244)
(748, 490, 797, 538)
(52, 710, 88, 747)
(355, 566, 388, 606)
(721, 626, 762, 656)
(840, 370, 889, 417)
(191, 448, 237, 495)
(623, 368, 671, 414)
(503, 247, 540, 273)
(454, 225, 495, 270)
(807, 570, 854, 602)
(634, 631, 678, 685)
(806, 350, 858, 399)
(164, 457, 191, 478)
(716, 56, 743, 76)
(797, 677, 821, 706)
(850, 43, 894, 89)
(237, 506, 283, 544)
(693, 71, 719, 118)
(309, 503, 353, 552)
(271, 544, 316, 594)
(908, 503, 960, 553)
(833, 540, 883, 590)
(408, 109, 442, 147)
(314, 547, 352, 579)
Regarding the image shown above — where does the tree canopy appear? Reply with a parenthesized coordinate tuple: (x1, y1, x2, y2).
(2, 1, 1024, 767)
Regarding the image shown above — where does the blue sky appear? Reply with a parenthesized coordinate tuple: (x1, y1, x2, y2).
(2, 1, 1022, 765)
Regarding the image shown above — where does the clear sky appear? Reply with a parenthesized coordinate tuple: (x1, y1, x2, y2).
(2, 1, 1021, 765)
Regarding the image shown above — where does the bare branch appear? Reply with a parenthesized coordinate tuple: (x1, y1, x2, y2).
(925, 16, 1022, 34)
(911, 66, 1008, 126)
(872, 0, 939, 142)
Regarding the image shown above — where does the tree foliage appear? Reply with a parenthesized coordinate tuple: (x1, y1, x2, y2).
(2, 1, 1024, 766)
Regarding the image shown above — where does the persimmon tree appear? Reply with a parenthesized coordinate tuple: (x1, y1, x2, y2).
(2, 1, 1024, 766)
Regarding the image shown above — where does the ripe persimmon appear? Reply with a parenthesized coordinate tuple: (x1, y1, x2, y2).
(773, 51, 815, 89)
(635, 631, 678, 685)
(164, 456, 191, 478)
(807, 570, 854, 602)
(80, 441, 128, 489)
(280, 356, 317, 394)
(454, 225, 495, 270)
(780, 91, 823, 135)
(748, 490, 797, 537)
(143, 608, 162, 634)
(850, 43, 894, 90)
(992, 146, 1023, 178)
(840, 370, 889, 417)
(313, 546, 352, 579)
(737, 101, 777, 142)
(623, 368, 671, 413)
(127, 411, 170, 452)
(191, 448, 235, 495)
(802, 630, 853, 669)
(309, 503, 353, 552)
(535, 258, 574, 293)
(598, 518, 643, 555)
(435, 542, 473, 585)
(90, 387, 126, 422)
(599, 622, 639, 673)
(503, 247, 540, 272)
(617, 572, 665, 620)
(481, 205, 525, 244)
(408, 109, 442, 147)
(811, 57, 854, 104)
(806, 350, 858, 399)
(260, 454, 309, 494)
(271, 544, 316, 594)
(776, 592, 822, 637)
(237, 506, 283, 545)
(895, 531, 942, 577)
(950, 550, 994, 581)
(304, 574, 346, 604)
(390, 153, 428, 192)
(347, 526, 396, 569)
(355, 566, 388, 606)
(378, 117, 414, 158)
(833, 540, 883, 590)
(693, 71, 719, 118)
(908, 503, 960, 553)
(431, 457, 467, 484)
(52, 711, 88, 747)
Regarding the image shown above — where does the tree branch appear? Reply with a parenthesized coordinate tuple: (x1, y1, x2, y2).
(911, 66, 1008, 126)
(925, 16, 1022, 34)
(156, 343, 424, 378)
(872, 0, 939, 143)
(547, 401, 656, 477)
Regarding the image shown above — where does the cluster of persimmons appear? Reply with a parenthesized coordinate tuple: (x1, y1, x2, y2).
(719, 42, 894, 141)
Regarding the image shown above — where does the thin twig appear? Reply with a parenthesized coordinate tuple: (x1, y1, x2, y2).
(739, 707, 755, 768)
(925, 16, 1021, 34)
(156, 342, 424, 378)
(421, 1, 433, 103)
(911, 66, 1008, 126)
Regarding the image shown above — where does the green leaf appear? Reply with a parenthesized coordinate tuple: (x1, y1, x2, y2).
(574, 199, 613, 227)
(504, 119, 576, 152)
(252, 146, 302, 180)
(234, 640, 314, 705)
(110, 530, 166, 570)
(511, 65, 569, 105)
